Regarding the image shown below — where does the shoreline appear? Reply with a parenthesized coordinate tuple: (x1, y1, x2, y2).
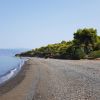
(0, 57, 100, 100)
(0, 63, 22, 85)
(0, 60, 29, 96)
(0, 57, 25, 85)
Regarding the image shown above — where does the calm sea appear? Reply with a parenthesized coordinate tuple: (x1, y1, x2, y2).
(0, 49, 27, 84)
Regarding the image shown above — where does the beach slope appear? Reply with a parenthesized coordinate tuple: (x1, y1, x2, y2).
(0, 58, 100, 100)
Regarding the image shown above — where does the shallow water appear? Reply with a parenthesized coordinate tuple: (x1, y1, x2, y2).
(0, 56, 24, 84)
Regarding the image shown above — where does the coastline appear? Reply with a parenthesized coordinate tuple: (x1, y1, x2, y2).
(0, 59, 34, 100)
(0, 58, 100, 100)
(0, 60, 29, 95)
(0, 59, 24, 85)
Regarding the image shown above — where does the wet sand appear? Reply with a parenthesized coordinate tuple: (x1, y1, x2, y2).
(0, 59, 37, 100)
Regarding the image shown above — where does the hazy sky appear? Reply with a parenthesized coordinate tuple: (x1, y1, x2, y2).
(0, 0, 100, 49)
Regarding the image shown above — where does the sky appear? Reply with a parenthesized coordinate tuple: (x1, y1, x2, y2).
(0, 0, 100, 49)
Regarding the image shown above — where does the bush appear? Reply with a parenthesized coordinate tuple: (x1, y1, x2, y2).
(88, 50, 100, 58)
(71, 47, 86, 60)
(94, 42, 100, 51)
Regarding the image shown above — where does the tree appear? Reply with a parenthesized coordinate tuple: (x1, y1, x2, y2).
(74, 28, 97, 54)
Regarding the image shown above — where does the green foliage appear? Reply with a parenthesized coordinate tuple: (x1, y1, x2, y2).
(16, 50, 34, 57)
(94, 42, 100, 51)
(74, 28, 97, 54)
(63, 45, 86, 59)
(97, 36, 100, 42)
(74, 28, 97, 45)
(16, 28, 100, 59)
(58, 44, 69, 59)
(71, 47, 86, 60)
(89, 50, 100, 58)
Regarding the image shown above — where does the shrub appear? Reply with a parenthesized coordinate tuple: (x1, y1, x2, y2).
(71, 47, 86, 60)
(94, 42, 100, 51)
(88, 50, 100, 58)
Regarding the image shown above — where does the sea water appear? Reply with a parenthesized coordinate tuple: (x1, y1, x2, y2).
(0, 49, 26, 84)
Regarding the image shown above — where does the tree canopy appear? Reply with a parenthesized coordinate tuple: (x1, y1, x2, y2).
(16, 28, 100, 60)
(74, 28, 97, 45)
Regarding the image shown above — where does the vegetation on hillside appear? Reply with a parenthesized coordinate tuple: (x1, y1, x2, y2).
(16, 28, 100, 59)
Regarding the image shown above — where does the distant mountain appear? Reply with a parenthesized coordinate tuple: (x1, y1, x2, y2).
(0, 49, 29, 56)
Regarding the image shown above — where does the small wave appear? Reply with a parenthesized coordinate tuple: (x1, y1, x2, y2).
(0, 68, 17, 84)
(0, 59, 25, 85)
